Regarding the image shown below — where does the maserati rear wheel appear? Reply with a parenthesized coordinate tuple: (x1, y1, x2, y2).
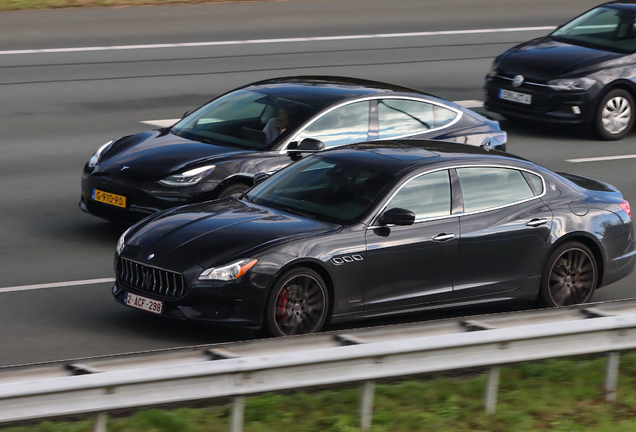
(540, 242, 597, 307)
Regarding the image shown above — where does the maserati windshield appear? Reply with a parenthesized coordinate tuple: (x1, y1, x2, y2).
(552, 6, 636, 54)
(247, 156, 394, 224)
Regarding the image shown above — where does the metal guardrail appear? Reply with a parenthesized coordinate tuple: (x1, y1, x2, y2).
(2, 300, 636, 431)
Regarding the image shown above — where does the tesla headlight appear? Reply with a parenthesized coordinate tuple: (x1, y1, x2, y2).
(158, 165, 216, 187)
(547, 77, 596, 91)
(88, 140, 114, 168)
(116, 227, 132, 255)
(198, 258, 258, 281)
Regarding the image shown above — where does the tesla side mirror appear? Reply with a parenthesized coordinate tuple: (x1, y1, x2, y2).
(297, 138, 325, 152)
(253, 172, 269, 185)
(379, 208, 415, 226)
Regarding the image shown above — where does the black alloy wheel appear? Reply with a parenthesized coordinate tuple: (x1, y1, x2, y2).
(594, 89, 635, 140)
(540, 242, 597, 307)
(264, 268, 329, 336)
(217, 182, 249, 199)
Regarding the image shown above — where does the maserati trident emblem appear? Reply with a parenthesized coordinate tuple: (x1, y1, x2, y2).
(120, 166, 130, 171)
(512, 75, 524, 87)
(142, 269, 153, 289)
(147, 254, 155, 260)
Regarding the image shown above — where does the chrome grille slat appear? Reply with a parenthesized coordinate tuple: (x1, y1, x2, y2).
(117, 258, 186, 298)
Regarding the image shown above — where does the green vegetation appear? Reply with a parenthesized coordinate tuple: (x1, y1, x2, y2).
(0, 0, 259, 12)
(4, 353, 636, 431)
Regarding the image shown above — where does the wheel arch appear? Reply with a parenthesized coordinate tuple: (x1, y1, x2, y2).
(269, 258, 336, 322)
(544, 232, 606, 288)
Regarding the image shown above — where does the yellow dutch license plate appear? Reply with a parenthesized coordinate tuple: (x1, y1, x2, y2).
(92, 189, 127, 208)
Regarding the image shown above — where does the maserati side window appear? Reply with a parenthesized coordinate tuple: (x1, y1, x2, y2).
(294, 101, 370, 148)
(378, 99, 457, 139)
(384, 170, 451, 220)
(457, 167, 535, 213)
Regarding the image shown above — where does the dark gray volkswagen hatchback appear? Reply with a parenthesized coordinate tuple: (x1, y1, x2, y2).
(81, 76, 506, 224)
(113, 141, 634, 336)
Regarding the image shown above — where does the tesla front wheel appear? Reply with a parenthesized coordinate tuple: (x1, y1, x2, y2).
(595, 89, 634, 140)
(539, 242, 597, 307)
(264, 268, 329, 336)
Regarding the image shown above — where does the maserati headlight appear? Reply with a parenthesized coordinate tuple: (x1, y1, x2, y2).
(198, 258, 258, 281)
(116, 227, 132, 256)
(159, 165, 216, 187)
(547, 77, 596, 91)
(88, 140, 114, 168)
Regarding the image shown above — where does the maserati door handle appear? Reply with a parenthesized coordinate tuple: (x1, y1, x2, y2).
(526, 218, 548, 227)
(432, 233, 456, 242)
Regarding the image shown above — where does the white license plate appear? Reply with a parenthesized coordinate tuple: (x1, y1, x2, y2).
(125, 292, 163, 315)
(499, 89, 532, 105)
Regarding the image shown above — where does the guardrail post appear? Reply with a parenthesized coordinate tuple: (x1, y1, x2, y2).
(93, 413, 107, 432)
(359, 380, 375, 430)
(229, 396, 245, 432)
(605, 351, 620, 402)
(484, 366, 501, 414)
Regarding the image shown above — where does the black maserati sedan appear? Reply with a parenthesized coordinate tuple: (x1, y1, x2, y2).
(112, 141, 634, 336)
(485, 1, 636, 140)
(81, 76, 506, 224)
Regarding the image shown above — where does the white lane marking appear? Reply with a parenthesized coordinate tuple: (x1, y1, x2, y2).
(140, 100, 485, 128)
(566, 154, 636, 163)
(454, 100, 484, 108)
(142, 119, 179, 128)
(0, 278, 115, 294)
(0, 26, 555, 56)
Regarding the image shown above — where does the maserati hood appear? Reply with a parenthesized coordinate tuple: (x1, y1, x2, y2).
(127, 199, 339, 268)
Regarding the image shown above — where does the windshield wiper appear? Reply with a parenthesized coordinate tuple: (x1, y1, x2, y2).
(281, 207, 316, 219)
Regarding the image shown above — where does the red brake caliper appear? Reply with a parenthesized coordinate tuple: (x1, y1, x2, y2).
(276, 288, 289, 323)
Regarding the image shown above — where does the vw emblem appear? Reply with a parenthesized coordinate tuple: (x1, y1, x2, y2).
(147, 254, 155, 260)
(512, 75, 524, 87)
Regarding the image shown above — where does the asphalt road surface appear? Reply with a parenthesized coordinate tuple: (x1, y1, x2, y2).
(2, 0, 633, 367)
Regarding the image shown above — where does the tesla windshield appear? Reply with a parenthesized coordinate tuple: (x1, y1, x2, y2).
(247, 156, 395, 224)
(552, 6, 636, 54)
(171, 89, 316, 150)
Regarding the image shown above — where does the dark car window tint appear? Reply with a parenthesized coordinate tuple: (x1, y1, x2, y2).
(552, 6, 636, 54)
(378, 100, 457, 139)
(295, 101, 370, 148)
(457, 167, 534, 213)
(522, 171, 543, 196)
(247, 156, 393, 224)
(171, 90, 314, 150)
(385, 170, 451, 220)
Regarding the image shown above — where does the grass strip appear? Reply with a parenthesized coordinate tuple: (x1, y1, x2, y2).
(3, 353, 636, 431)
(0, 0, 263, 12)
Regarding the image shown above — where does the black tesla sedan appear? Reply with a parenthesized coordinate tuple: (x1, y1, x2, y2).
(81, 76, 506, 224)
(112, 141, 634, 336)
(485, 1, 636, 140)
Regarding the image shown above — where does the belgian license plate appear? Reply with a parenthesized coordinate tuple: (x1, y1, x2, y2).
(92, 188, 127, 208)
(499, 89, 532, 105)
(125, 292, 163, 315)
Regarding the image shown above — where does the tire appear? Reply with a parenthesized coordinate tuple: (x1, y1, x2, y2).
(594, 89, 635, 140)
(216, 183, 249, 199)
(263, 267, 329, 336)
(539, 241, 597, 307)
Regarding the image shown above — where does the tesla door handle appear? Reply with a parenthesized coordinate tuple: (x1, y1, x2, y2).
(432, 233, 456, 242)
(526, 218, 548, 227)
